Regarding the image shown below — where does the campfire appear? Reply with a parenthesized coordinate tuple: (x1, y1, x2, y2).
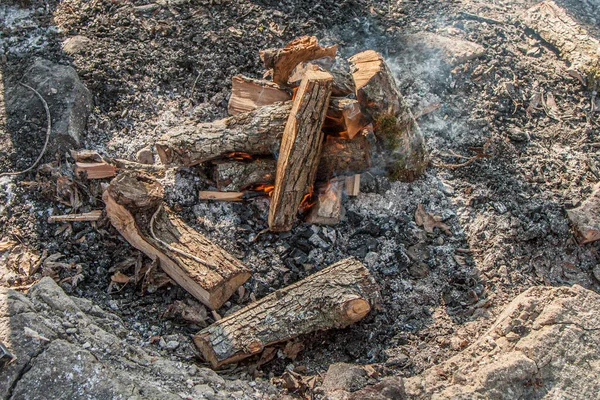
(79, 36, 428, 368)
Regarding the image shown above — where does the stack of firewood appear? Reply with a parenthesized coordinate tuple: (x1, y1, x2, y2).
(156, 36, 428, 231)
(94, 36, 428, 368)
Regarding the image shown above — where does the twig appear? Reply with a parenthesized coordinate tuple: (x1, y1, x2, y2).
(149, 204, 217, 268)
(0, 83, 52, 178)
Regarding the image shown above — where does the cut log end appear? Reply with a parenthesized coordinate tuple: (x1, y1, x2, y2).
(343, 298, 371, 323)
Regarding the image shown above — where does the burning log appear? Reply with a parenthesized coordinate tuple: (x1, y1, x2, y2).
(156, 101, 292, 166)
(103, 172, 251, 309)
(193, 257, 380, 368)
(305, 179, 344, 225)
(349, 50, 428, 181)
(324, 98, 369, 139)
(213, 159, 276, 192)
(268, 70, 333, 232)
(228, 75, 292, 115)
(522, 1, 600, 89)
(316, 128, 373, 182)
(260, 36, 338, 85)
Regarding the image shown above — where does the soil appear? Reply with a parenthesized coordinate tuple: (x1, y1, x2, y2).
(1, 0, 600, 397)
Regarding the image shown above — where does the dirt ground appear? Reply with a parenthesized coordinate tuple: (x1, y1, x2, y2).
(1, 0, 600, 396)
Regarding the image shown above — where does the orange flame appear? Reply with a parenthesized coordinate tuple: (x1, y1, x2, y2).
(248, 183, 275, 197)
(226, 152, 254, 161)
(298, 185, 316, 213)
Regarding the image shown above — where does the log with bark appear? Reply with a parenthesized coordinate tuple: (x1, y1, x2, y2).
(315, 128, 373, 182)
(522, 1, 600, 89)
(156, 101, 293, 166)
(228, 75, 292, 115)
(260, 36, 338, 85)
(213, 159, 277, 192)
(268, 70, 333, 231)
(193, 257, 380, 368)
(349, 50, 428, 181)
(103, 172, 251, 309)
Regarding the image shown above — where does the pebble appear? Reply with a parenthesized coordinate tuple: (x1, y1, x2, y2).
(136, 147, 154, 165)
(165, 340, 180, 350)
(65, 328, 78, 335)
(364, 252, 379, 267)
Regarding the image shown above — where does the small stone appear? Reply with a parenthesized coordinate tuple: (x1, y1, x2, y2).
(82, 342, 91, 349)
(136, 147, 154, 165)
(65, 328, 77, 335)
(322, 363, 368, 393)
(192, 384, 215, 397)
(409, 262, 430, 279)
(593, 265, 600, 283)
(62, 35, 92, 55)
(158, 338, 167, 348)
(165, 340, 180, 350)
(364, 252, 379, 268)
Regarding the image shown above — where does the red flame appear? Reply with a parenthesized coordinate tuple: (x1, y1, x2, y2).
(298, 185, 317, 213)
(247, 183, 275, 197)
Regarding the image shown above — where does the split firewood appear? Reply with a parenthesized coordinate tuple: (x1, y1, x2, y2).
(345, 174, 361, 197)
(74, 161, 117, 179)
(213, 159, 276, 192)
(522, 1, 600, 89)
(305, 179, 344, 225)
(193, 257, 380, 368)
(260, 36, 338, 85)
(567, 183, 600, 244)
(48, 210, 102, 223)
(156, 101, 292, 166)
(288, 58, 356, 97)
(103, 172, 251, 309)
(323, 98, 369, 139)
(349, 50, 428, 181)
(268, 70, 333, 232)
(198, 191, 254, 202)
(228, 75, 292, 115)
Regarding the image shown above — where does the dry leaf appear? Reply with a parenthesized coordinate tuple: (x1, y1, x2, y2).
(283, 340, 305, 360)
(5, 245, 42, 276)
(0, 239, 17, 252)
(111, 271, 131, 284)
(415, 204, 452, 235)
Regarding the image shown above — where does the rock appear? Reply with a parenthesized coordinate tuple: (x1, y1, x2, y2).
(62, 35, 92, 55)
(404, 285, 600, 398)
(567, 183, 600, 243)
(6, 59, 92, 154)
(402, 32, 485, 66)
(0, 277, 277, 400)
(165, 340, 180, 350)
(322, 363, 368, 394)
(347, 377, 406, 400)
(136, 147, 155, 165)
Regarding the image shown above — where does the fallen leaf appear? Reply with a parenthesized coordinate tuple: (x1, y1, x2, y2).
(111, 271, 131, 284)
(283, 340, 305, 360)
(415, 204, 452, 235)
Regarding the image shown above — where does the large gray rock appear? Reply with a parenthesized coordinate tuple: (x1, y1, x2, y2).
(0, 277, 274, 400)
(6, 59, 92, 154)
(404, 285, 600, 399)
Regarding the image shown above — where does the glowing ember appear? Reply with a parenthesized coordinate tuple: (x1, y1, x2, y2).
(226, 152, 254, 161)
